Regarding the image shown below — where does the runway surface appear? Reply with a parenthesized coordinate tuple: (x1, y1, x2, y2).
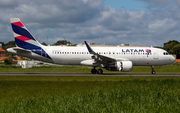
(0, 73, 180, 76)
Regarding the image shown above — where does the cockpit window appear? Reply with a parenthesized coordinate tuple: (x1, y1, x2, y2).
(163, 52, 169, 55)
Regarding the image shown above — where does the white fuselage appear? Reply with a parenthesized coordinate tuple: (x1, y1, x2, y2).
(7, 45, 175, 66)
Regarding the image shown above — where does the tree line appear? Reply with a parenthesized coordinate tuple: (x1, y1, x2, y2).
(163, 40, 180, 58)
(41, 40, 76, 46)
(0, 40, 76, 50)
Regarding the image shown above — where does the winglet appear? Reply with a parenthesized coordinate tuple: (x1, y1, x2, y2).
(84, 41, 95, 54)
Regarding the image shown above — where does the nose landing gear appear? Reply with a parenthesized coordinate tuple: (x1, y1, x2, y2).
(151, 66, 156, 74)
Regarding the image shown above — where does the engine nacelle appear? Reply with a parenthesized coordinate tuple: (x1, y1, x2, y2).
(116, 61, 133, 72)
(108, 61, 133, 72)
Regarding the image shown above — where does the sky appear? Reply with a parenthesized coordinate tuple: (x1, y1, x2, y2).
(0, 0, 180, 47)
(104, 0, 147, 11)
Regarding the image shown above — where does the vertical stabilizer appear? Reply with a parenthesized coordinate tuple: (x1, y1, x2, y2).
(10, 18, 51, 59)
(10, 18, 41, 49)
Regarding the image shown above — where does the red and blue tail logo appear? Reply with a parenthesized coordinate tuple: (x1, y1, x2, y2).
(10, 18, 51, 59)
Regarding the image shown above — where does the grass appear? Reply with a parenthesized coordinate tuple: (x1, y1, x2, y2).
(0, 63, 179, 73)
(0, 63, 179, 112)
(1, 76, 180, 112)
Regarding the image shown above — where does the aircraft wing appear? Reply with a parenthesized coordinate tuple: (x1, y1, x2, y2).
(84, 41, 129, 66)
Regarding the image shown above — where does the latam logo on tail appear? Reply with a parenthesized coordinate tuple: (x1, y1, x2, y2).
(11, 18, 51, 59)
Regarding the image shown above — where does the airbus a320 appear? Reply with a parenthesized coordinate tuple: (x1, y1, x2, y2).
(7, 18, 175, 74)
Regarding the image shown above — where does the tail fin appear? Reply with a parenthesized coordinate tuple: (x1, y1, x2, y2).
(10, 18, 51, 59)
(10, 18, 41, 49)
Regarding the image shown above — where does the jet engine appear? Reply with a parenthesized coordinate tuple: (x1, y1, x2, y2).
(107, 61, 133, 72)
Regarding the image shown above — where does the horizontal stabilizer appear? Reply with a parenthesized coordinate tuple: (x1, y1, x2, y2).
(12, 47, 31, 53)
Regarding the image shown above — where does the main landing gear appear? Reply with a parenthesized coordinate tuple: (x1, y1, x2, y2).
(91, 67, 103, 74)
(151, 66, 156, 74)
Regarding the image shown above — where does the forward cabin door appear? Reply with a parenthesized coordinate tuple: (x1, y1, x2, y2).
(153, 49, 159, 59)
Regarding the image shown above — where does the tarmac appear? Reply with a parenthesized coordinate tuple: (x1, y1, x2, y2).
(0, 73, 179, 76)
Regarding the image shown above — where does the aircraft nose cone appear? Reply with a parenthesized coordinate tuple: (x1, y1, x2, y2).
(169, 56, 176, 63)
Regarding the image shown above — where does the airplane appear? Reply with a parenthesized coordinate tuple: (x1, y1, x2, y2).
(7, 18, 176, 74)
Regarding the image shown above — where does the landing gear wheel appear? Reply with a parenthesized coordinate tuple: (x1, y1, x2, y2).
(91, 69, 97, 74)
(97, 69, 103, 74)
(151, 66, 156, 74)
(151, 71, 156, 74)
